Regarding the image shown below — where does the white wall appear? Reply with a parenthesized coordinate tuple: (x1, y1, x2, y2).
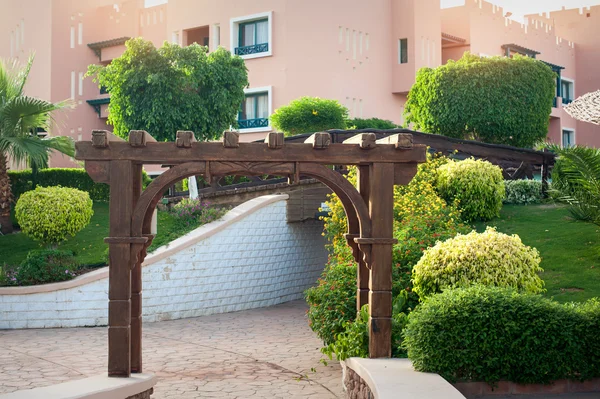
(0, 195, 328, 329)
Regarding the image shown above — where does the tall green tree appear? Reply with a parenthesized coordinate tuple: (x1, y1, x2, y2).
(404, 53, 556, 148)
(87, 38, 249, 142)
(0, 56, 74, 234)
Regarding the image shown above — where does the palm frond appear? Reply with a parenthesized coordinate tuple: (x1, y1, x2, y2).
(1, 96, 65, 136)
(0, 136, 51, 165)
(16, 54, 35, 96)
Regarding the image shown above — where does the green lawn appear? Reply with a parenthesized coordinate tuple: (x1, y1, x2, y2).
(1, 202, 201, 268)
(474, 204, 600, 303)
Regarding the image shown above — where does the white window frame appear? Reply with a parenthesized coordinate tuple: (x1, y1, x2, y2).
(239, 85, 272, 133)
(561, 127, 575, 148)
(561, 77, 575, 101)
(230, 11, 273, 60)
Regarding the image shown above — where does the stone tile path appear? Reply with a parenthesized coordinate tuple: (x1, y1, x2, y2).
(0, 301, 342, 398)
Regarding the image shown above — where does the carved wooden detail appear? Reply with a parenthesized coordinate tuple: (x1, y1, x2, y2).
(223, 131, 240, 148)
(266, 132, 284, 149)
(175, 130, 196, 148)
(304, 132, 331, 149)
(343, 133, 377, 149)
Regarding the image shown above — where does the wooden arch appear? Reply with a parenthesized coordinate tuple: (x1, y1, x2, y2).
(76, 129, 426, 377)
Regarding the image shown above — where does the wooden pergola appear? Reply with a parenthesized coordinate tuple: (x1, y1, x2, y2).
(75, 130, 426, 377)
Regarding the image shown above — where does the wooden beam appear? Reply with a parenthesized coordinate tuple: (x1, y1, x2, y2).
(223, 131, 240, 148)
(376, 133, 413, 149)
(356, 165, 370, 311)
(128, 130, 156, 147)
(75, 142, 427, 165)
(266, 132, 284, 149)
(343, 133, 377, 149)
(92, 130, 125, 148)
(175, 131, 196, 148)
(304, 132, 331, 149)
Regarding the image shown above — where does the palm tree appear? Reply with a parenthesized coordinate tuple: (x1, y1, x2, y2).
(0, 55, 74, 234)
(550, 145, 600, 226)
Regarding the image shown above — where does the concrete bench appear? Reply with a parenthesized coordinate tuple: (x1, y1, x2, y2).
(344, 358, 465, 399)
(0, 373, 156, 399)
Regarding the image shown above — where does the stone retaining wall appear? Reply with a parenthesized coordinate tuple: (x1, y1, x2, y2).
(344, 366, 373, 399)
(0, 195, 328, 329)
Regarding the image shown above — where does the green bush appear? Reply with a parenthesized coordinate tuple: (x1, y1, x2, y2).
(305, 246, 357, 346)
(403, 286, 600, 384)
(171, 198, 228, 226)
(15, 249, 79, 286)
(437, 158, 505, 221)
(15, 186, 93, 247)
(504, 179, 542, 204)
(306, 160, 468, 344)
(270, 97, 348, 136)
(8, 168, 151, 201)
(412, 227, 544, 299)
(346, 118, 398, 130)
(405, 53, 556, 148)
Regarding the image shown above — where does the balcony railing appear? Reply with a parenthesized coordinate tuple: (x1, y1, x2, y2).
(235, 43, 269, 56)
(238, 118, 269, 129)
(562, 98, 573, 105)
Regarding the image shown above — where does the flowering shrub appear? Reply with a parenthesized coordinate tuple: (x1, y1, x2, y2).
(307, 159, 468, 344)
(437, 158, 505, 221)
(171, 198, 227, 226)
(404, 286, 600, 384)
(504, 179, 543, 204)
(412, 227, 544, 299)
(15, 186, 93, 247)
(12, 249, 79, 286)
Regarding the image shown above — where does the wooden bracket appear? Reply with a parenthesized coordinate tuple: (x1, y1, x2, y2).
(129, 130, 156, 147)
(288, 162, 301, 185)
(223, 131, 240, 148)
(375, 133, 413, 149)
(304, 132, 331, 149)
(176, 131, 196, 148)
(266, 132, 284, 149)
(343, 133, 377, 149)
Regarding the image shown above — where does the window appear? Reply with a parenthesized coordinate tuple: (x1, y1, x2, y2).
(562, 129, 575, 148)
(239, 92, 269, 129)
(561, 79, 574, 104)
(231, 12, 272, 59)
(100, 85, 109, 95)
(398, 38, 408, 64)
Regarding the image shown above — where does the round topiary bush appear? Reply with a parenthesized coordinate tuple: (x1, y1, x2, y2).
(504, 179, 543, 204)
(15, 186, 93, 247)
(436, 158, 505, 221)
(412, 227, 544, 299)
(270, 96, 348, 136)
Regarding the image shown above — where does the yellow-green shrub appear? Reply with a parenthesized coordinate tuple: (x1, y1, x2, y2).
(437, 158, 505, 221)
(412, 227, 544, 299)
(15, 186, 93, 247)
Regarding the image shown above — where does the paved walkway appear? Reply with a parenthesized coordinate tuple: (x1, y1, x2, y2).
(0, 301, 343, 398)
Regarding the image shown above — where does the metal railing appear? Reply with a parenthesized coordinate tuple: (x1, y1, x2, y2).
(238, 118, 269, 129)
(234, 43, 269, 56)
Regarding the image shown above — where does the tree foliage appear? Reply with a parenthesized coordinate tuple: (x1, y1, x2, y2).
(87, 38, 249, 142)
(270, 97, 348, 136)
(405, 53, 556, 148)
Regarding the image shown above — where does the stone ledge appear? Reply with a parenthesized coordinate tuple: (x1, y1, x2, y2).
(343, 358, 465, 399)
(0, 373, 156, 399)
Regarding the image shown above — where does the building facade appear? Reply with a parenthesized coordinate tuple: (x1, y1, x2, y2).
(1, 0, 599, 170)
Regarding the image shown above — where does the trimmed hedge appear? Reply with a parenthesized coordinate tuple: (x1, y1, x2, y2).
(8, 168, 151, 201)
(412, 227, 544, 299)
(403, 286, 600, 384)
(504, 179, 543, 204)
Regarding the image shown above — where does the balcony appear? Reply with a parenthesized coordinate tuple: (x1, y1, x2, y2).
(238, 118, 269, 129)
(235, 43, 268, 56)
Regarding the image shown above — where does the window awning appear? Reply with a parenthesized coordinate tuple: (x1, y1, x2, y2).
(501, 43, 540, 58)
(87, 37, 130, 60)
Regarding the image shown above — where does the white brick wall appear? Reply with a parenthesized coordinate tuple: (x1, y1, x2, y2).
(0, 195, 328, 329)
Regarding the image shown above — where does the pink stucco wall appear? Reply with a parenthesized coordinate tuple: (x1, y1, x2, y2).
(1, 0, 599, 167)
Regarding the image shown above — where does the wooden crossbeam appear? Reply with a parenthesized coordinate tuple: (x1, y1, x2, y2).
(92, 130, 125, 148)
(343, 133, 377, 149)
(304, 132, 331, 149)
(266, 132, 284, 149)
(375, 133, 413, 149)
(128, 130, 156, 147)
(222, 131, 240, 148)
(75, 141, 427, 164)
(175, 131, 196, 148)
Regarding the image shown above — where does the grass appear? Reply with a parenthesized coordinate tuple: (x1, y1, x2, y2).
(0, 202, 207, 269)
(474, 204, 600, 303)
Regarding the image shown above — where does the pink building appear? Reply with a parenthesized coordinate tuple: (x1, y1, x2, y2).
(1, 0, 599, 170)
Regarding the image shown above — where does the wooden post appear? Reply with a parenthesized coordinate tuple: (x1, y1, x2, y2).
(106, 160, 135, 377)
(356, 165, 370, 311)
(130, 163, 143, 374)
(366, 163, 395, 358)
(541, 149, 550, 199)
